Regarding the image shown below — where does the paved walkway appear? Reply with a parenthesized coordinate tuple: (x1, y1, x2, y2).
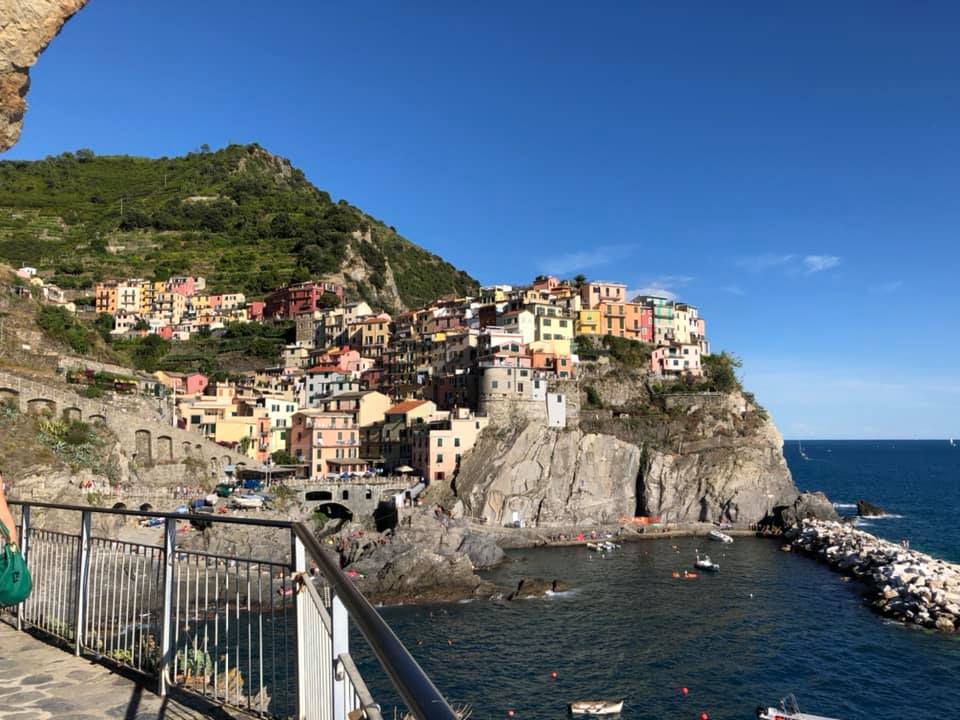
(0, 622, 251, 720)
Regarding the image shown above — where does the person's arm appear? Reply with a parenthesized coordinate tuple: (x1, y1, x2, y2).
(0, 473, 18, 547)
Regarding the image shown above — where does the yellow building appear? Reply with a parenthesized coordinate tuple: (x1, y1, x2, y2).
(94, 282, 118, 314)
(576, 309, 601, 336)
(534, 313, 574, 344)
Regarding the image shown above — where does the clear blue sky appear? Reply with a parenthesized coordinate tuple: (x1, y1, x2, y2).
(4, 1, 959, 439)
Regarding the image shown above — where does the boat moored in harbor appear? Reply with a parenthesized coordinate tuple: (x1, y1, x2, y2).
(757, 694, 842, 720)
(569, 699, 624, 715)
(708, 529, 734, 544)
(694, 552, 719, 572)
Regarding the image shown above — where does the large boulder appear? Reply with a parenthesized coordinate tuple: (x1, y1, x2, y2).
(775, 492, 840, 528)
(506, 577, 570, 601)
(347, 508, 502, 604)
(857, 499, 886, 517)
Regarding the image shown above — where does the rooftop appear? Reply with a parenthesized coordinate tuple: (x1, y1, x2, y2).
(386, 399, 429, 415)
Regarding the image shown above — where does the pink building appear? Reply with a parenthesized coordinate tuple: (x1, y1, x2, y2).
(156, 326, 174, 340)
(651, 344, 703, 377)
(410, 410, 489, 482)
(532, 275, 561, 292)
(580, 281, 627, 309)
(288, 410, 365, 478)
(168, 276, 197, 297)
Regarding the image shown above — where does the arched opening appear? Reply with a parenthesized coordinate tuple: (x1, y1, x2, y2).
(364, 488, 373, 500)
(341, 489, 349, 501)
(0, 388, 20, 405)
(156, 435, 173, 462)
(27, 397, 56, 415)
(314, 502, 353, 521)
(135, 429, 152, 462)
(182, 441, 193, 455)
(88, 413, 106, 425)
(305, 490, 333, 502)
(62, 406, 81, 422)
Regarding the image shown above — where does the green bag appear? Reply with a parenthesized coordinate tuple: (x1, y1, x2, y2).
(0, 519, 32, 606)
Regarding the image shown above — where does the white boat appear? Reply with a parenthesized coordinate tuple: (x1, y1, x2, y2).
(569, 699, 624, 716)
(951, 438, 956, 447)
(694, 552, 719, 572)
(231, 494, 264, 509)
(708, 529, 733, 544)
(757, 694, 841, 719)
(586, 541, 619, 552)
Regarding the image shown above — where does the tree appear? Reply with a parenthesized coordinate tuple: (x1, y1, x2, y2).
(574, 273, 586, 289)
(93, 313, 115, 343)
(271, 449, 296, 465)
(133, 318, 150, 331)
(702, 352, 743, 393)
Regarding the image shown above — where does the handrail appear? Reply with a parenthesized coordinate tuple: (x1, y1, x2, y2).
(292, 523, 457, 720)
(8, 500, 458, 720)
(8, 500, 293, 528)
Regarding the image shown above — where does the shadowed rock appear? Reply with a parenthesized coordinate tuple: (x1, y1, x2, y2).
(857, 499, 886, 517)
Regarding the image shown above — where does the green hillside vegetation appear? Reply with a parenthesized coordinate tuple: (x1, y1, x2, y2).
(0, 144, 477, 309)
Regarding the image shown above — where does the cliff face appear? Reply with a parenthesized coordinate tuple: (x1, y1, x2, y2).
(456, 423, 642, 525)
(455, 363, 798, 528)
(1, 0, 89, 152)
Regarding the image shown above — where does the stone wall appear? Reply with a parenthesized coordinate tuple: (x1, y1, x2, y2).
(0, 370, 235, 470)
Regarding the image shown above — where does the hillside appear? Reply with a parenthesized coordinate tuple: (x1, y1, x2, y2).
(0, 144, 477, 310)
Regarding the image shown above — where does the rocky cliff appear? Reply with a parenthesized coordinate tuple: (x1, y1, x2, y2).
(455, 362, 799, 528)
(1, 0, 89, 152)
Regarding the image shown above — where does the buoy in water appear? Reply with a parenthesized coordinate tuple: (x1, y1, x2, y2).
(507, 710, 515, 717)
(700, 713, 709, 720)
(550, 671, 558, 679)
(681, 687, 688, 696)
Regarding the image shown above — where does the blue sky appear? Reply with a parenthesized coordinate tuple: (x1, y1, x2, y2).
(4, 1, 959, 439)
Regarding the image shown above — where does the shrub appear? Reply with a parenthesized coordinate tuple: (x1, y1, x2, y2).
(584, 385, 603, 408)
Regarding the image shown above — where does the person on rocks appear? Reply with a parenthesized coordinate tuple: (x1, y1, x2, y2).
(0, 471, 18, 547)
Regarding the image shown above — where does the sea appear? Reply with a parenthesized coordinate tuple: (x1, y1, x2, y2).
(355, 440, 960, 719)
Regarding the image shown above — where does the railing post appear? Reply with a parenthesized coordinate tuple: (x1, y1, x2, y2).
(73, 510, 92, 655)
(16, 504, 30, 631)
(293, 533, 308, 720)
(159, 517, 177, 696)
(332, 592, 349, 720)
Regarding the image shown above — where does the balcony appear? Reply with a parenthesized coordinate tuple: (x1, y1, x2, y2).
(3, 501, 458, 720)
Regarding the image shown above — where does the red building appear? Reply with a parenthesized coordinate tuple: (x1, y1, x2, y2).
(247, 301, 265, 321)
(264, 281, 345, 319)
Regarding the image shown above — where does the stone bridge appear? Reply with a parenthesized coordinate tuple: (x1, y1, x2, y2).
(295, 477, 424, 520)
(0, 370, 236, 472)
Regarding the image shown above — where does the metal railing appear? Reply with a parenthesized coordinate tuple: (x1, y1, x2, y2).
(4, 501, 457, 720)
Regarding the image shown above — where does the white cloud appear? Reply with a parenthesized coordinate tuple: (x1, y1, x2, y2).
(735, 254, 795, 272)
(802, 255, 841, 274)
(538, 244, 636, 276)
(627, 275, 693, 301)
(629, 286, 677, 300)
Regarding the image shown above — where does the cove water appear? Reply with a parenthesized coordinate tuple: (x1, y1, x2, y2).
(355, 440, 960, 719)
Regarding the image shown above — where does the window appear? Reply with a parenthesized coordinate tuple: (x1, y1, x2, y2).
(543, 318, 552, 326)
(365, 489, 372, 500)
(455, 454, 461, 464)
(559, 319, 568, 327)
(436, 454, 443, 463)
(556, 394, 562, 402)
(337, 431, 342, 440)
(342, 490, 349, 500)
(518, 383, 524, 393)
(437, 437, 443, 447)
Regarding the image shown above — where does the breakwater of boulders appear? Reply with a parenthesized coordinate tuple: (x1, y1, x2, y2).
(787, 519, 960, 633)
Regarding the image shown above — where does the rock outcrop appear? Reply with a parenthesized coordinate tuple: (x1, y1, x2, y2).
(1, 0, 90, 152)
(789, 519, 960, 633)
(456, 422, 641, 526)
(347, 508, 502, 604)
(505, 577, 570, 601)
(857, 499, 886, 517)
(456, 374, 799, 528)
(775, 491, 840, 527)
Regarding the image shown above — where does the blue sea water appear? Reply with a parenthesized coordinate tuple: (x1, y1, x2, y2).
(356, 441, 960, 719)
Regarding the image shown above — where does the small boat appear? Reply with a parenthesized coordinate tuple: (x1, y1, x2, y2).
(708, 529, 733, 544)
(671, 570, 698, 579)
(694, 552, 719, 572)
(756, 694, 841, 719)
(232, 493, 264, 509)
(569, 699, 624, 716)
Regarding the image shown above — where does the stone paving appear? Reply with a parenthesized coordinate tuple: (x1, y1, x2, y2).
(0, 622, 252, 720)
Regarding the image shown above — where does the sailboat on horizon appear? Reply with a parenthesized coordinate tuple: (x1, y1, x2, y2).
(798, 440, 809, 460)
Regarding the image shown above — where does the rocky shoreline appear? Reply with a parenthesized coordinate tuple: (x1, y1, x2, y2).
(787, 519, 960, 633)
